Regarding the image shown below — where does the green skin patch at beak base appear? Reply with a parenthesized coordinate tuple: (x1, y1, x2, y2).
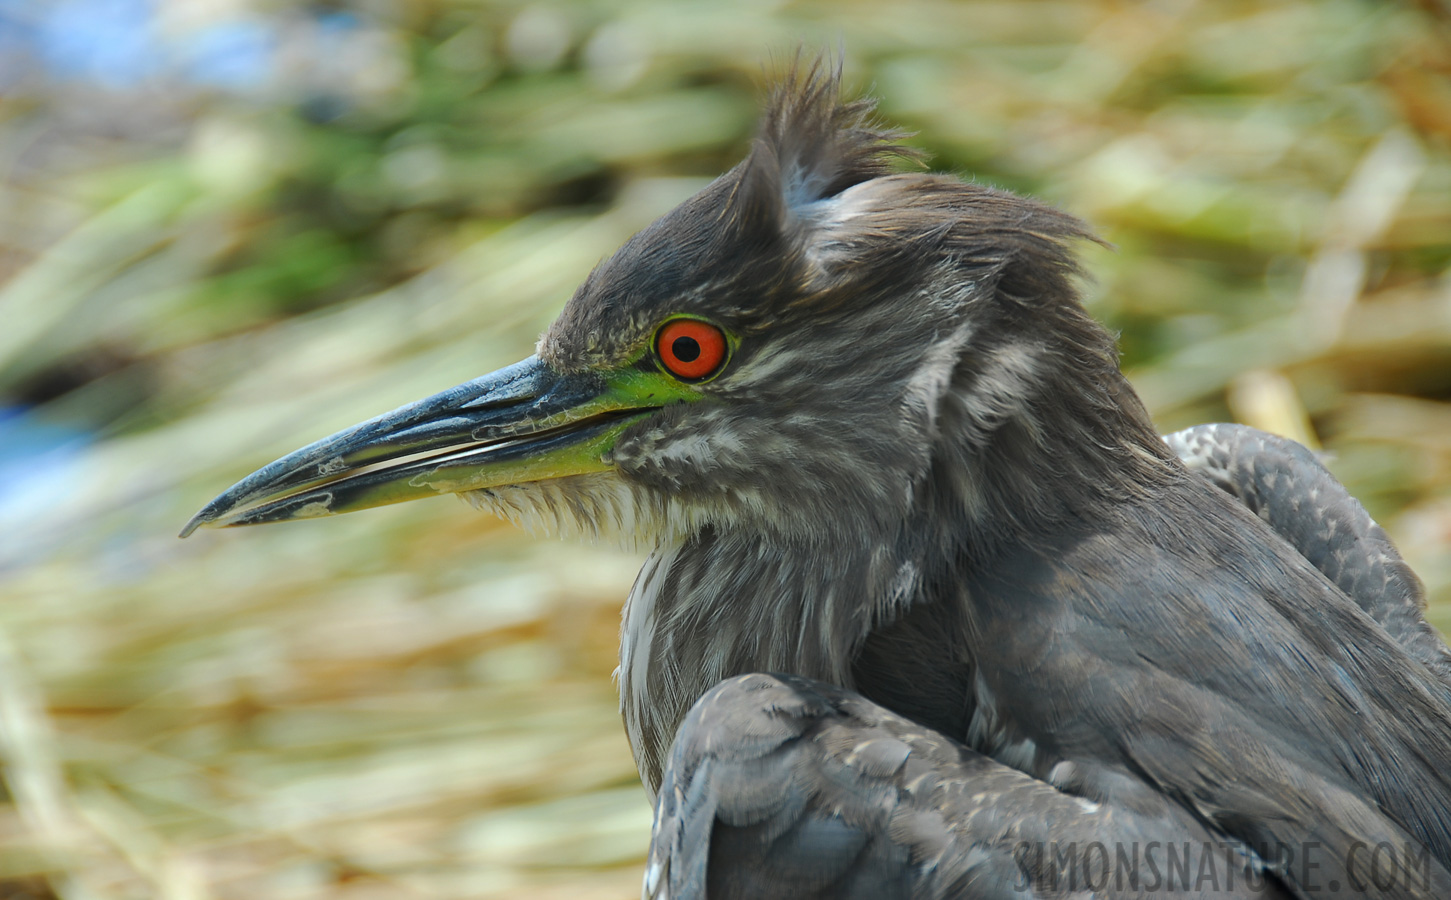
(184, 359, 705, 534)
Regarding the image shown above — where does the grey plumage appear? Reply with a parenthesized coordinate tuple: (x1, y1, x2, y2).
(562, 63, 1178, 792)
(594, 64, 1451, 898)
(1167, 423, 1451, 681)
(646, 424, 1451, 899)
(185, 57, 1451, 900)
(649, 673, 1289, 900)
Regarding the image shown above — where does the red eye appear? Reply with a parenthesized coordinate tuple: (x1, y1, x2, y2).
(657, 319, 728, 380)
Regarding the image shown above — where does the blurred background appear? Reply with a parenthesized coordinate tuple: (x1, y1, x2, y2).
(1, 0, 1449, 897)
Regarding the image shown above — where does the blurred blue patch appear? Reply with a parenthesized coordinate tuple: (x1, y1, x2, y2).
(0, 406, 91, 532)
(38, 0, 160, 88)
(1, 0, 362, 95)
(183, 20, 276, 92)
(0, 0, 38, 88)
(315, 10, 363, 37)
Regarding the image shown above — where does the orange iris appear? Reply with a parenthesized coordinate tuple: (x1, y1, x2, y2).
(657, 319, 727, 380)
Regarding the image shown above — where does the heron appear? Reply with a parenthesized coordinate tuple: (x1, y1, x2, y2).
(184, 60, 1451, 898)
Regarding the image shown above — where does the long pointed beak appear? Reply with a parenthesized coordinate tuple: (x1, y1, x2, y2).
(182, 355, 678, 536)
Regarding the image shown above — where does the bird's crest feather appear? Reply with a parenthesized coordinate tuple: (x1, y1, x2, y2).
(737, 54, 922, 229)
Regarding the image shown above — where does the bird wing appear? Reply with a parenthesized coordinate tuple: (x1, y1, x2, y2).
(1167, 423, 1451, 681)
(966, 471, 1451, 900)
(645, 672, 1286, 900)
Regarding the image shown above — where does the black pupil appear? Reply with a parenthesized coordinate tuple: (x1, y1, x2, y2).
(671, 336, 701, 363)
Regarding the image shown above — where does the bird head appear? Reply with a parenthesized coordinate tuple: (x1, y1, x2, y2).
(184, 60, 1161, 552)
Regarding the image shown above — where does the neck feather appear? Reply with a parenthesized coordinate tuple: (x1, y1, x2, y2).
(619, 308, 1177, 795)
